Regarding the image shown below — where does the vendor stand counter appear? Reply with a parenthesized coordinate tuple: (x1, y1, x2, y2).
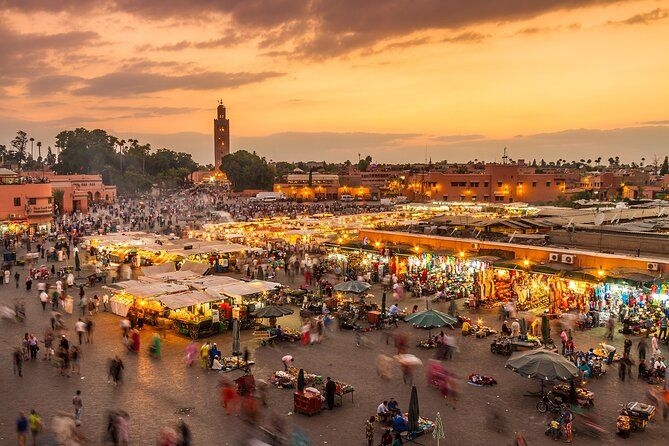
(294, 389, 322, 415)
(551, 383, 595, 408)
(173, 317, 227, 339)
(322, 381, 355, 407)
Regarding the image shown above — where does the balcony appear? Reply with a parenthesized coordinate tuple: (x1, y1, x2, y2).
(27, 204, 53, 216)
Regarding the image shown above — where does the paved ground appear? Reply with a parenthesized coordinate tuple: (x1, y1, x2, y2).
(1, 251, 668, 445)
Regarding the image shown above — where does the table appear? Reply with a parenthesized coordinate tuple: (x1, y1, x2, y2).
(294, 391, 322, 415)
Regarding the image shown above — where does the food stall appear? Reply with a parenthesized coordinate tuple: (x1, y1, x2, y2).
(107, 281, 189, 317)
(158, 290, 227, 338)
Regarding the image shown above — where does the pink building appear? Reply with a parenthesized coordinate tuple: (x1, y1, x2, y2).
(24, 171, 117, 213)
(0, 169, 53, 234)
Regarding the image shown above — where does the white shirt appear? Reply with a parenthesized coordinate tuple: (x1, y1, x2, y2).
(377, 403, 388, 414)
(56, 281, 63, 292)
(40, 291, 49, 303)
(389, 305, 400, 315)
(75, 321, 87, 333)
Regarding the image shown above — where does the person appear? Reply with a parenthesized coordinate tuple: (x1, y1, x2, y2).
(150, 333, 162, 358)
(561, 405, 574, 443)
(606, 314, 615, 340)
(511, 319, 521, 338)
(211, 356, 224, 370)
(652, 335, 661, 356)
(17, 412, 29, 446)
(624, 338, 633, 357)
(72, 390, 83, 425)
(120, 318, 131, 337)
(176, 419, 191, 446)
(501, 320, 511, 336)
(380, 429, 393, 446)
(325, 376, 337, 410)
(560, 329, 568, 354)
(388, 303, 400, 316)
(28, 409, 42, 446)
(619, 359, 627, 382)
(660, 316, 668, 341)
(85, 319, 93, 344)
(513, 431, 527, 446)
(601, 342, 616, 364)
(365, 416, 375, 446)
(638, 338, 648, 361)
(391, 412, 408, 432)
(39, 290, 49, 311)
(70, 346, 80, 374)
(461, 319, 471, 336)
(392, 432, 403, 446)
(387, 398, 399, 413)
(200, 341, 211, 369)
(208, 343, 220, 367)
(110, 356, 124, 385)
(75, 318, 86, 345)
(185, 341, 197, 366)
(282, 354, 294, 371)
(377, 400, 390, 423)
(102, 294, 109, 312)
(13, 346, 23, 377)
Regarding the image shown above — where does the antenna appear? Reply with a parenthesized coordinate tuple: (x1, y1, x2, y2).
(502, 147, 508, 165)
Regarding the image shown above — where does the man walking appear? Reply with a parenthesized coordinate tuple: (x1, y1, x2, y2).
(72, 390, 83, 425)
(75, 319, 87, 345)
(17, 412, 28, 446)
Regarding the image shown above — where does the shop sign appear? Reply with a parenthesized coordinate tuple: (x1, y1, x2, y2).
(212, 309, 220, 323)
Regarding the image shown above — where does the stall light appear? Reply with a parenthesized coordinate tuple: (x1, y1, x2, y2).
(523, 259, 530, 267)
(459, 251, 465, 258)
(374, 241, 381, 248)
(598, 269, 605, 277)
(414, 246, 420, 253)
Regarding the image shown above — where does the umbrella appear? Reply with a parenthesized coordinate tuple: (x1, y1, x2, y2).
(519, 317, 527, 336)
(405, 309, 457, 337)
(252, 305, 294, 318)
(297, 368, 305, 392)
(505, 349, 580, 382)
(432, 412, 445, 446)
(232, 319, 241, 356)
(381, 291, 387, 318)
(74, 250, 81, 274)
(333, 280, 371, 294)
(408, 385, 420, 434)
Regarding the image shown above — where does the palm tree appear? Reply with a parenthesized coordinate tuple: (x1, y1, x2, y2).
(37, 141, 42, 162)
(641, 157, 645, 167)
(29, 137, 34, 160)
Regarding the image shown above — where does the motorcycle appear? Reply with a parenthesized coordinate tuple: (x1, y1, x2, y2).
(536, 392, 563, 414)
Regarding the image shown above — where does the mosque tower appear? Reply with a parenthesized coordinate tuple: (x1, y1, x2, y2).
(213, 100, 230, 168)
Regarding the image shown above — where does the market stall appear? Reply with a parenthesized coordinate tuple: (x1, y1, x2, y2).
(158, 290, 227, 338)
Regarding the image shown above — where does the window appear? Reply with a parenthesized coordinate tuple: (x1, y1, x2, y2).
(442, 196, 448, 201)
(28, 198, 36, 205)
(532, 181, 537, 187)
(483, 195, 490, 201)
(483, 182, 489, 188)
(471, 196, 477, 201)
(497, 181, 502, 187)
(546, 182, 551, 187)
(460, 196, 466, 201)
(469, 182, 479, 187)
(13, 197, 20, 206)
(450, 182, 459, 187)
(495, 196, 504, 202)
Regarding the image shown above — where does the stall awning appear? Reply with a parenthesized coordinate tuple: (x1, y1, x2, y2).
(158, 291, 219, 309)
(179, 261, 210, 275)
(532, 262, 578, 274)
(110, 281, 189, 299)
(141, 263, 176, 276)
(182, 275, 239, 290)
(214, 280, 281, 299)
(607, 268, 657, 284)
(144, 269, 203, 282)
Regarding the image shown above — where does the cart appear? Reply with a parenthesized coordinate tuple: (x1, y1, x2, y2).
(619, 402, 655, 432)
(551, 383, 594, 408)
(254, 329, 277, 346)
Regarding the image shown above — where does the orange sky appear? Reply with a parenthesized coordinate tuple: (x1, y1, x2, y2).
(0, 0, 668, 165)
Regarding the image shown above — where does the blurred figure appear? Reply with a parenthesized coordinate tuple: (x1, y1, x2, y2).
(52, 412, 85, 446)
(176, 419, 191, 446)
(376, 354, 395, 380)
(157, 427, 178, 446)
(28, 410, 42, 446)
(13, 347, 23, 377)
(185, 341, 197, 366)
(109, 356, 124, 385)
(220, 378, 238, 415)
(17, 412, 28, 446)
(150, 333, 162, 358)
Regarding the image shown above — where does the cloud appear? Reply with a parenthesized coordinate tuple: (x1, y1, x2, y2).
(26, 75, 84, 95)
(0, 24, 98, 83)
(91, 105, 202, 118)
(2, 0, 629, 59)
(639, 119, 669, 125)
(72, 70, 284, 96)
(608, 8, 669, 25)
(138, 30, 247, 52)
(442, 31, 489, 43)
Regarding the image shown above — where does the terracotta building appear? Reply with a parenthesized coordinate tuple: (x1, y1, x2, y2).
(405, 163, 577, 203)
(0, 169, 53, 234)
(24, 171, 117, 213)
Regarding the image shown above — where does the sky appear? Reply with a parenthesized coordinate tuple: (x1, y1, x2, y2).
(0, 0, 668, 166)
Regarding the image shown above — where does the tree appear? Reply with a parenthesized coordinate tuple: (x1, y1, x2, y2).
(52, 189, 65, 215)
(46, 146, 56, 166)
(10, 130, 28, 169)
(660, 156, 669, 175)
(358, 155, 372, 172)
(220, 150, 276, 191)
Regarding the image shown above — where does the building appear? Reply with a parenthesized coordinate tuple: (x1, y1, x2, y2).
(24, 172, 116, 213)
(213, 100, 231, 168)
(405, 163, 576, 203)
(0, 169, 53, 234)
(274, 170, 340, 200)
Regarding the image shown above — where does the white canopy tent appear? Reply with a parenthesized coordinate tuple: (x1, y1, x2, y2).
(157, 290, 220, 309)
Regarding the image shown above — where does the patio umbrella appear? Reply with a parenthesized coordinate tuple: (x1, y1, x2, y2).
(408, 385, 420, 434)
(432, 412, 445, 446)
(333, 280, 371, 294)
(405, 309, 457, 337)
(541, 315, 551, 344)
(74, 250, 81, 276)
(252, 305, 294, 318)
(505, 350, 579, 382)
(297, 368, 305, 392)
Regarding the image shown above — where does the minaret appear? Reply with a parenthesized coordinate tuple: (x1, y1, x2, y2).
(214, 100, 230, 168)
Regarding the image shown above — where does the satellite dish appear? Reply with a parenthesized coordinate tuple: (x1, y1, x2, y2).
(594, 212, 605, 226)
